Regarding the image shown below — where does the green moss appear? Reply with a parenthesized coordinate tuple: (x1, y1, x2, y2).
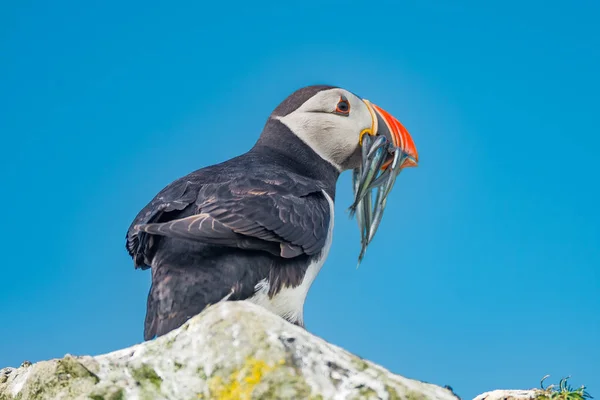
(197, 367, 208, 380)
(258, 370, 313, 399)
(349, 385, 378, 399)
(352, 357, 370, 371)
(107, 388, 125, 400)
(386, 386, 401, 400)
(88, 387, 124, 400)
(8, 357, 100, 400)
(405, 391, 428, 400)
(56, 356, 99, 383)
(130, 364, 162, 389)
(165, 337, 176, 349)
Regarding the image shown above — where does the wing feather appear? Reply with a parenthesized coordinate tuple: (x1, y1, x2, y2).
(126, 171, 331, 268)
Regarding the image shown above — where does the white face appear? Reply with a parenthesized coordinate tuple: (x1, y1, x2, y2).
(275, 88, 373, 171)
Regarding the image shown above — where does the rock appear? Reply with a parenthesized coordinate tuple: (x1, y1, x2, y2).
(473, 389, 540, 400)
(0, 301, 462, 400)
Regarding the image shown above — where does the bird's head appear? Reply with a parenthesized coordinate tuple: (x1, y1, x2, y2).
(270, 85, 419, 171)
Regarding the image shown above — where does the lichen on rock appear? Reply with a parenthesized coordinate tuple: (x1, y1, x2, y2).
(0, 301, 461, 400)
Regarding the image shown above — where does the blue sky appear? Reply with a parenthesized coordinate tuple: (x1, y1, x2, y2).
(1, 1, 598, 398)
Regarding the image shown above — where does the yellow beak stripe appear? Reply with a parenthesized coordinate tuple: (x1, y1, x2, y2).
(359, 99, 379, 146)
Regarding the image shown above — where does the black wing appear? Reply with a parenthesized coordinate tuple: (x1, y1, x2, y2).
(126, 173, 331, 268)
(126, 178, 200, 268)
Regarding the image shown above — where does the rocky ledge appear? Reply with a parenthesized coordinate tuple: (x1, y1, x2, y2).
(0, 301, 545, 400)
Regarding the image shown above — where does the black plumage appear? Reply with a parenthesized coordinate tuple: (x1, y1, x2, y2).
(126, 87, 341, 340)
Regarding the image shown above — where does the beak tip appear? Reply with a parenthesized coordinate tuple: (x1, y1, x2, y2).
(403, 157, 419, 168)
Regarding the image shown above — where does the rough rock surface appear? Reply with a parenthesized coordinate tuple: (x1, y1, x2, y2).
(473, 390, 541, 400)
(0, 301, 463, 400)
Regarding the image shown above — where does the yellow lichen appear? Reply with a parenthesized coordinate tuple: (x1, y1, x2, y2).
(207, 357, 285, 400)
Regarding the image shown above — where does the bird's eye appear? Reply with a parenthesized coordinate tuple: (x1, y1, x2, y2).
(335, 97, 350, 115)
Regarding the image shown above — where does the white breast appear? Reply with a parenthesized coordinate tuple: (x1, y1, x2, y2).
(248, 190, 335, 325)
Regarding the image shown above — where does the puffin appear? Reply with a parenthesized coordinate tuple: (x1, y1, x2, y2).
(125, 85, 418, 340)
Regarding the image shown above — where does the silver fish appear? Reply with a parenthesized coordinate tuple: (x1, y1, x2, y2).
(366, 135, 388, 160)
(352, 167, 361, 197)
(365, 154, 388, 244)
(366, 168, 390, 191)
(352, 168, 366, 236)
(384, 150, 401, 187)
(366, 148, 407, 243)
(357, 241, 368, 268)
(353, 168, 369, 267)
(351, 144, 388, 211)
(362, 186, 373, 246)
(359, 135, 388, 186)
(361, 133, 372, 163)
(351, 137, 411, 265)
(365, 143, 399, 191)
(349, 134, 373, 214)
(368, 187, 388, 243)
(381, 149, 405, 199)
(357, 196, 370, 268)
(352, 170, 365, 232)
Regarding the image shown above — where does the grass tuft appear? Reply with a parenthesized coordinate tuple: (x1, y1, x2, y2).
(536, 375, 593, 400)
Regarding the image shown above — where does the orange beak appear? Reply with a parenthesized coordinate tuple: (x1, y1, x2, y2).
(363, 100, 419, 169)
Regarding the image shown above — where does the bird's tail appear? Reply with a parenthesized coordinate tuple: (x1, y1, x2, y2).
(143, 262, 248, 341)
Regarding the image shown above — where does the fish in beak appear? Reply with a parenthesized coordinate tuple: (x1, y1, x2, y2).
(351, 99, 419, 267)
